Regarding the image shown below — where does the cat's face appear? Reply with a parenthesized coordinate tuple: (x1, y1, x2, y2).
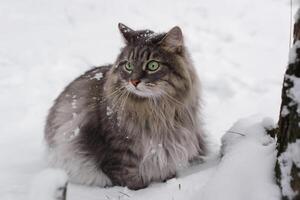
(109, 23, 192, 101)
(116, 44, 174, 98)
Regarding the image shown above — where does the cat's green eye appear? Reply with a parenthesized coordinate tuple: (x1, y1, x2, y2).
(147, 61, 160, 71)
(125, 62, 133, 72)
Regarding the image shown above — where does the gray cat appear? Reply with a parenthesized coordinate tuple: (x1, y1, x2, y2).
(44, 23, 207, 190)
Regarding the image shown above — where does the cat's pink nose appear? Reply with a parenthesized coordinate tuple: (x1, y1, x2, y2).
(130, 79, 141, 87)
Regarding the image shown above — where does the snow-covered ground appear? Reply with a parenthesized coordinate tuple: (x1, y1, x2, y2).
(0, 0, 291, 199)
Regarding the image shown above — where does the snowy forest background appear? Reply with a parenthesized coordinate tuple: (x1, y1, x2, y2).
(0, 0, 294, 199)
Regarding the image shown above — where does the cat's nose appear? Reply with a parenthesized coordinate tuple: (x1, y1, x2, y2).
(130, 79, 141, 87)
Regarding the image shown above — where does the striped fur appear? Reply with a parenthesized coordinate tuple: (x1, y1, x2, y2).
(44, 24, 207, 190)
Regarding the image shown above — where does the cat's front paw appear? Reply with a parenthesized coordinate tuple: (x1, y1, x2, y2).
(127, 182, 148, 190)
(125, 176, 148, 190)
(163, 173, 176, 182)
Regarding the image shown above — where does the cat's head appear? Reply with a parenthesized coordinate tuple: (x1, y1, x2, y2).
(107, 23, 196, 103)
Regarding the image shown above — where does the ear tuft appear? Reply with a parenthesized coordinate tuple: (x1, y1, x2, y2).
(118, 23, 135, 43)
(159, 26, 183, 53)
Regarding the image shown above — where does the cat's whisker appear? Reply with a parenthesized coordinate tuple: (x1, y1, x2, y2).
(161, 91, 185, 107)
(111, 89, 128, 111)
(149, 97, 170, 130)
(160, 91, 197, 128)
(148, 98, 156, 116)
(117, 90, 127, 113)
(121, 91, 130, 112)
(148, 98, 158, 122)
(117, 91, 130, 127)
(101, 86, 126, 104)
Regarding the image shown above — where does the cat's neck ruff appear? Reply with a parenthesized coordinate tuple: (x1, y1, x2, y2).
(110, 94, 194, 135)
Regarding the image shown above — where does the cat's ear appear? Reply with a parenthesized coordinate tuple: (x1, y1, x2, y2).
(118, 23, 135, 43)
(159, 26, 183, 53)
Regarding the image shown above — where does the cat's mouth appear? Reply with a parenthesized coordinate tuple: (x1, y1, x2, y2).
(125, 82, 162, 98)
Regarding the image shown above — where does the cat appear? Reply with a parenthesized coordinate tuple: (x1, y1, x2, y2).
(44, 23, 207, 190)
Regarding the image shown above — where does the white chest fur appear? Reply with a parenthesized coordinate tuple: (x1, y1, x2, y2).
(138, 126, 200, 183)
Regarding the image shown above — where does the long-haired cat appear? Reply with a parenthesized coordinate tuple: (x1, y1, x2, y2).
(45, 23, 206, 190)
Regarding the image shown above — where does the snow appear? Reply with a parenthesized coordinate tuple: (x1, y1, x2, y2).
(287, 36, 300, 115)
(288, 41, 300, 64)
(290, 77, 300, 113)
(262, 117, 276, 131)
(106, 106, 113, 116)
(281, 105, 290, 117)
(91, 72, 103, 80)
(203, 117, 280, 200)
(69, 127, 80, 140)
(0, 0, 290, 199)
(278, 140, 300, 199)
(71, 95, 77, 109)
(28, 168, 68, 200)
(221, 117, 276, 156)
(285, 75, 300, 114)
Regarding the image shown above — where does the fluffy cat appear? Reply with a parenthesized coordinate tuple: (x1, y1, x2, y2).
(44, 23, 206, 190)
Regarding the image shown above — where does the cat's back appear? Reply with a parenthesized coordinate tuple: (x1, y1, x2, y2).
(45, 65, 112, 146)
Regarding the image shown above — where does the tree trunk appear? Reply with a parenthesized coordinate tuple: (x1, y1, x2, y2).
(275, 8, 300, 200)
